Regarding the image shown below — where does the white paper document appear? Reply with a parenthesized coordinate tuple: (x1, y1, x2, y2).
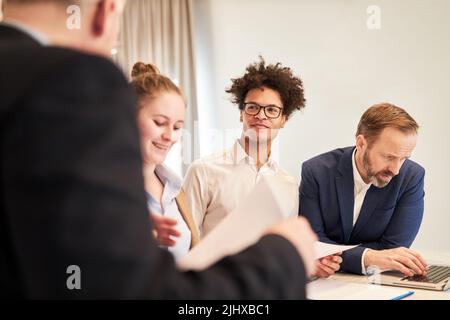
(177, 175, 298, 271)
(315, 242, 358, 260)
(307, 279, 412, 300)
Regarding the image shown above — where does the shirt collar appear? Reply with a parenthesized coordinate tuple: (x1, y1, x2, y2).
(155, 164, 182, 191)
(232, 139, 277, 168)
(352, 147, 371, 192)
(234, 139, 249, 164)
(146, 164, 182, 206)
(2, 19, 49, 45)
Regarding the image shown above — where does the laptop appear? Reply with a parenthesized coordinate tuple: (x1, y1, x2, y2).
(371, 265, 450, 291)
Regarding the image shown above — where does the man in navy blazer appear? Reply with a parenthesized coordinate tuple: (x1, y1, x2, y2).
(300, 103, 428, 276)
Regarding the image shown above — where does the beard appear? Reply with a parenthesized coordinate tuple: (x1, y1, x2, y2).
(362, 149, 395, 188)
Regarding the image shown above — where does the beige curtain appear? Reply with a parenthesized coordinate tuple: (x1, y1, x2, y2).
(115, 0, 199, 174)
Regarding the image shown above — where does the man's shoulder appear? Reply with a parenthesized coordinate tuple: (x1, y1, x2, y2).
(35, 47, 125, 84)
(42, 48, 129, 97)
(0, 46, 129, 112)
(1, 45, 126, 87)
(193, 147, 235, 166)
(185, 146, 241, 181)
(400, 158, 425, 180)
(273, 165, 298, 185)
(302, 147, 353, 172)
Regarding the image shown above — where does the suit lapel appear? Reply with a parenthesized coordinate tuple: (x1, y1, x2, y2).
(335, 148, 355, 243)
(351, 186, 382, 240)
(175, 190, 200, 248)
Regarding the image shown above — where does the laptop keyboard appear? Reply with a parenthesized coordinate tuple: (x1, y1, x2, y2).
(402, 265, 450, 284)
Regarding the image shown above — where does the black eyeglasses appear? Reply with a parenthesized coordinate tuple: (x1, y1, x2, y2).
(243, 103, 283, 119)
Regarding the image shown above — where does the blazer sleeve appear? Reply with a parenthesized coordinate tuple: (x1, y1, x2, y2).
(2, 51, 307, 299)
(371, 166, 425, 249)
(299, 162, 340, 244)
(299, 162, 367, 273)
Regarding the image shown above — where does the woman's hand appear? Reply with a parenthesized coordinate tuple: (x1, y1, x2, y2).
(314, 253, 342, 278)
(150, 214, 181, 247)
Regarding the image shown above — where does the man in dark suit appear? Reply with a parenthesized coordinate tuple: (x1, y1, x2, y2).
(0, 0, 316, 299)
(300, 103, 428, 276)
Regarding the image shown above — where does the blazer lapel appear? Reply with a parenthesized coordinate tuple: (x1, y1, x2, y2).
(335, 148, 356, 243)
(175, 190, 200, 248)
(351, 185, 381, 240)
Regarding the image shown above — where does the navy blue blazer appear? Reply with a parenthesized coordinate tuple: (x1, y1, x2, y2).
(299, 147, 425, 274)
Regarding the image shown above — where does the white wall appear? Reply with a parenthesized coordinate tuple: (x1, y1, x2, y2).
(192, 0, 450, 252)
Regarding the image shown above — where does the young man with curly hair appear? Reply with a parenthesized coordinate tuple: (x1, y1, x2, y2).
(182, 57, 341, 278)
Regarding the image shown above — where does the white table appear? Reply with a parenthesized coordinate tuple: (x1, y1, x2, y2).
(311, 250, 450, 300)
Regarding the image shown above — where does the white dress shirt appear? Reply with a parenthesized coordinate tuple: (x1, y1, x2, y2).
(183, 140, 298, 238)
(352, 148, 372, 273)
(147, 164, 191, 260)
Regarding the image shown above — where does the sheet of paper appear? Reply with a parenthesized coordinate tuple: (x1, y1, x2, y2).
(177, 175, 298, 271)
(315, 242, 358, 259)
(307, 279, 412, 300)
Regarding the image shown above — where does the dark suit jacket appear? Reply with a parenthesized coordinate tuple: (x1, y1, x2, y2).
(299, 147, 425, 274)
(0, 25, 307, 299)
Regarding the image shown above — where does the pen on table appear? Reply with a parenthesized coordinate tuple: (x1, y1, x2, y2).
(392, 291, 415, 300)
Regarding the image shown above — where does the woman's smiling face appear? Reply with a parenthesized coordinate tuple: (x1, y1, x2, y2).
(137, 91, 186, 165)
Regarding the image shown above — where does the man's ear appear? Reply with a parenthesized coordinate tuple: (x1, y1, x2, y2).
(240, 111, 243, 122)
(92, 0, 110, 36)
(355, 134, 366, 151)
(280, 115, 287, 128)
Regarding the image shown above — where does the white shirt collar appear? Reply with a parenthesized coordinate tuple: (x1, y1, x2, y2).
(147, 164, 182, 205)
(155, 164, 182, 189)
(2, 19, 49, 45)
(352, 147, 371, 193)
(233, 139, 276, 168)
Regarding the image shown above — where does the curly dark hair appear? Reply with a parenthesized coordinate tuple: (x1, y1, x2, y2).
(226, 57, 306, 119)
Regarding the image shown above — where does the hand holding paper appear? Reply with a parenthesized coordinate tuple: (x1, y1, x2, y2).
(315, 242, 358, 260)
(314, 242, 358, 278)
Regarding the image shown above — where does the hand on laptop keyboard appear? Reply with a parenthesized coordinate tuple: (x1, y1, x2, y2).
(364, 247, 428, 276)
